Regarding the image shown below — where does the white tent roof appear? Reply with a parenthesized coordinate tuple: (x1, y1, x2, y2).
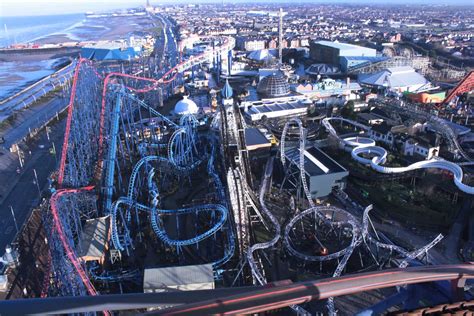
(358, 66, 430, 90)
(247, 49, 276, 61)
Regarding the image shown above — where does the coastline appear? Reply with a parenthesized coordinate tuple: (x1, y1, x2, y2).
(30, 14, 154, 46)
(0, 13, 156, 100)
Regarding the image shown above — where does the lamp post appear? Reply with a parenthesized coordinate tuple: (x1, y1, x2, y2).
(33, 169, 41, 197)
(10, 206, 19, 234)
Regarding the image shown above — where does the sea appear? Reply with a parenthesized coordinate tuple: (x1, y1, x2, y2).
(0, 13, 85, 48)
(0, 14, 87, 100)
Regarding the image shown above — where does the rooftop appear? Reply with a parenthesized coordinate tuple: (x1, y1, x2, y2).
(315, 40, 373, 52)
(78, 216, 109, 261)
(358, 66, 430, 90)
(143, 264, 214, 293)
(285, 146, 347, 177)
(245, 97, 310, 116)
(244, 128, 271, 151)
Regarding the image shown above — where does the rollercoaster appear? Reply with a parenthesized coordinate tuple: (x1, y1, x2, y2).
(242, 117, 455, 314)
(42, 29, 236, 300)
(32, 16, 474, 314)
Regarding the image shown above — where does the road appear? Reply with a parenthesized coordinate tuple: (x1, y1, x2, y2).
(0, 93, 68, 150)
(0, 116, 65, 252)
(152, 13, 179, 76)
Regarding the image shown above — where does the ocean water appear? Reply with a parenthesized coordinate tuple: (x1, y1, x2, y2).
(0, 14, 85, 48)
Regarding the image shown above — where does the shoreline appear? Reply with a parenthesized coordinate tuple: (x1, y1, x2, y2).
(4, 14, 155, 48)
(1, 12, 156, 100)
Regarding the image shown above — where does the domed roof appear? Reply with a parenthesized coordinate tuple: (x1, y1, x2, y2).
(257, 74, 290, 98)
(174, 96, 199, 115)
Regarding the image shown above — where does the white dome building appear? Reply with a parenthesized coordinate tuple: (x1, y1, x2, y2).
(174, 96, 199, 115)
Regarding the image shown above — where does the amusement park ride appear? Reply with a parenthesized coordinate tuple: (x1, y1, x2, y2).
(3, 15, 474, 316)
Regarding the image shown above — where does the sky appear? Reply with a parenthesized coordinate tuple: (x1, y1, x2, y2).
(0, 0, 144, 17)
(1, 0, 473, 17)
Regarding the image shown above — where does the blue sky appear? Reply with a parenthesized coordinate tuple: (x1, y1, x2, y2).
(1, 0, 472, 17)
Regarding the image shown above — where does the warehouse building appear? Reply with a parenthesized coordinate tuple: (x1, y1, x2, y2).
(310, 41, 376, 66)
(340, 56, 388, 72)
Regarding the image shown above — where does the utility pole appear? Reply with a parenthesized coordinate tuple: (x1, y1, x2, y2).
(51, 142, 58, 164)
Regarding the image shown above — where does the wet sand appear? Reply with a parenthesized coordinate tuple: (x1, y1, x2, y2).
(0, 59, 66, 100)
(34, 14, 156, 45)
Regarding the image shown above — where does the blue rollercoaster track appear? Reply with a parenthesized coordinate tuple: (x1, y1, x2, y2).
(103, 90, 180, 214)
(108, 112, 235, 267)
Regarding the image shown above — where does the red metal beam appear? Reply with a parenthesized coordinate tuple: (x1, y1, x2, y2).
(442, 70, 474, 105)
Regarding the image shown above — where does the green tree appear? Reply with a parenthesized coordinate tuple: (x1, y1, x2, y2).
(341, 100, 356, 119)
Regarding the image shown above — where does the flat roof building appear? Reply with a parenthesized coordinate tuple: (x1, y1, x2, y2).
(284, 146, 349, 198)
(143, 264, 214, 293)
(243, 97, 312, 121)
(245, 128, 272, 151)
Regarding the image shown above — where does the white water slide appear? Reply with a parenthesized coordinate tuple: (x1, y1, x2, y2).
(322, 117, 474, 195)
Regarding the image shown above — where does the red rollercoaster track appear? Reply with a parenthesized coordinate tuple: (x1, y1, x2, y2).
(442, 70, 474, 106)
(49, 186, 97, 296)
